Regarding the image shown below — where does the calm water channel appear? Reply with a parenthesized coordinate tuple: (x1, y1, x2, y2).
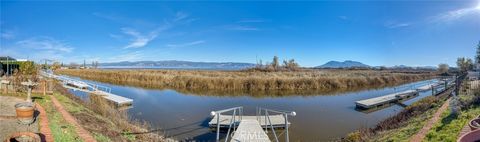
(67, 77, 443, 141)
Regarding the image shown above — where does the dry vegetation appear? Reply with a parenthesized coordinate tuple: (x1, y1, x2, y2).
(57, 69, 434, 95)
(51, 81, 166, 141)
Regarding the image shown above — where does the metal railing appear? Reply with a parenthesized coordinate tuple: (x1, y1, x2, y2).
(256, 107, 296, 142)
(41, 70, 112, 93)
(210, 107, 243, 142)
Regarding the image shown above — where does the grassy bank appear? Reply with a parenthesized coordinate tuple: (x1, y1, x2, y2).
(1, 80, 165, 141)
(345, 88, 452, 142)
(423, 80, 480, 141)
(51, 81, 164, 141)
(56, 69, 434, 95)
(35, 94, 81, 141)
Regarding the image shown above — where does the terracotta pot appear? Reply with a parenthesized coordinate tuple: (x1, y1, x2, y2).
(14, 102, 35, 124)
(458, 129, 480, 142)
(468, 118, 480, 131)
(4, 132, 41, 142)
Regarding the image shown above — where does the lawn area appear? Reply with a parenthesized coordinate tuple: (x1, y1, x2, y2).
(52, 93, 132, 142)
(370, 107, 438, 142)
(423, 107, 480, 142)
(422, 80, 480, 142)
(34, 94, 82, 142)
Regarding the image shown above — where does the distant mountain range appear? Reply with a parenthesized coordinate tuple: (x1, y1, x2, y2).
(99, 60, 256, 69)
(315, 60, 438, 70)
(316, 60, 370, 68)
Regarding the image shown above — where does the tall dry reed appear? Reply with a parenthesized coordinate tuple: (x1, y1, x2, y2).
(56, 69, 433, 94)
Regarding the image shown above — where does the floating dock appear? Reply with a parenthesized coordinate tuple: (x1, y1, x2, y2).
(209, 114, 289, 128)
(41, 71, 133, 106)
(355, 90, 418, 109)
(230, 119, 270, 142)
(416, 82, 445, 92)
(209, 107, 295, 142)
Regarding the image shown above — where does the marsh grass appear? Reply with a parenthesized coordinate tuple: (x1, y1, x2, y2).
(56, 69, 434, 95)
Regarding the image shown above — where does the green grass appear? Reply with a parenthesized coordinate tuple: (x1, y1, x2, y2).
(52, 93, 146, 141)
(93, 132, 112, 142)
(35, 95, 82, 142)
(423, 106, 480, 142)
(373, 109, 437, 142)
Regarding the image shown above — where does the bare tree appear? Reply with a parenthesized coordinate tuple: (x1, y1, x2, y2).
(476, 41, 480, 70)
(51, 62, 61, 71)
(457, 57, 474, 73)
(438, 64, 449, 74)
(271, 56, 279, 70)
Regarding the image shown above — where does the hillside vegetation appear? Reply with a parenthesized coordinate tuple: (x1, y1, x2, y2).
(57, 69, 433, 94)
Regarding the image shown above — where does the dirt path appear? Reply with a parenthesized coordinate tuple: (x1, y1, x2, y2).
(409, 98, 450, 142)
(50, 95, 97, 142)
(36, 103, 54, 142)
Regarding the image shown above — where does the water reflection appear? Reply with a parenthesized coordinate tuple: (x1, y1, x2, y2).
(66, 78, 440, 141)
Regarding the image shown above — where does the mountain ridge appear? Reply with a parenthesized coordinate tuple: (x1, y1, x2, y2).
(316, 60, 370, 68)
(99, 60, 256, 69)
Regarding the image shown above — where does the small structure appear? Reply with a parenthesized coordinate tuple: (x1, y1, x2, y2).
(21, 80, 38, 102)
(1, 80, 10, 94)
(0, 56, 19, 76)
(467, 71, 480, 80)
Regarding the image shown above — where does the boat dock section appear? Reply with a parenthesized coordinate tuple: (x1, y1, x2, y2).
(41, 71, 133, 106)
(355, 90, 418, 109)
(230, 119, 270, 142)
(208, 114, 289, 128)
(210, 107, 295, 142)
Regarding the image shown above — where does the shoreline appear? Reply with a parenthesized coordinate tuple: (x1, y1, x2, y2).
(56, 69, 435, 96)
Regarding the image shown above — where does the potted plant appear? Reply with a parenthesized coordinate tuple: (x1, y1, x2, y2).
(14, 102, 35, 124)
(5, 132, 41, 142)
(468, 118, 480, 131)
(458, 129, 480, 142)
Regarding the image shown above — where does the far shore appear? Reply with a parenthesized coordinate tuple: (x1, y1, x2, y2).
(56, 69, 436, 96)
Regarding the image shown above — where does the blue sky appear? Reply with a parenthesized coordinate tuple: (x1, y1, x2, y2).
(1, 1, 479, 67)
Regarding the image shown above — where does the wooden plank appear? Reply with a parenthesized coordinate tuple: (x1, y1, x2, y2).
(209, 114, 289, 128)
(230, 119, 271, 142)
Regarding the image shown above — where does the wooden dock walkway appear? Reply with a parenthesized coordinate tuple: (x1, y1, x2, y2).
(210, 107, 295, 142)
(230, 119, 270, 142)
(355, 90, 418, 109)
(209, 114, 289, 128)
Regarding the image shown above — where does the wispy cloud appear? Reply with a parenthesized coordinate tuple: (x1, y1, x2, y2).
(338, 16, 348, 20)
(1, 30, 16, 40)
(108, 50, 145, 61)
(104, 11, 196, 49)
(3, 36, 75, 62)
(225, 25, 260, 31)
(121, 28, 159, 49)
(167, 40, 205, 48)
(430, 7, 480, 23)
(237, 19, 266, 23)
(384, 22, 411, 29)
(16, 36, 73, 52)
(174, 11, 189, 22)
